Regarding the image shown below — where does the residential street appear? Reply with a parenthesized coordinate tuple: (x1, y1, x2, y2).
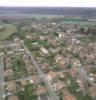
(0, 56, 4, 100)
(21, 40, 60, 100)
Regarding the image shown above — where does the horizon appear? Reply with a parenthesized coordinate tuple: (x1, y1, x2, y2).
(0, 6, 96, 8)
(0, 0, 96, 8)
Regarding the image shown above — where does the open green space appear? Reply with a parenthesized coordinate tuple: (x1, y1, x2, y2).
(0, 24, 17, 40)
(17, 84, 37, 100)
(80, 34, 96, 44)
(62, 21, 96, 26)
(12, 55, 27, 77)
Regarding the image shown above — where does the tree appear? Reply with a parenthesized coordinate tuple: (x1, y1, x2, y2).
(18, 84, 37, 100)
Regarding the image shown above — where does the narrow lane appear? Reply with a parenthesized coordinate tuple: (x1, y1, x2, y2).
(21, 40, 60, 100)
(0, 56, 4, 100)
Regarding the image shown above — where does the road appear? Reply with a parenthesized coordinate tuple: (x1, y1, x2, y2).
(0, 56, 5, 100)
(6, 75, 33, 84)
(21, 40, 60, 100)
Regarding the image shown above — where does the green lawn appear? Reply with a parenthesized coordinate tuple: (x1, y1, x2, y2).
(0, 24, 17, 40)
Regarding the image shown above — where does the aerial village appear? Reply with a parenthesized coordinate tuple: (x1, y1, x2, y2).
(0, 18, 96, 100)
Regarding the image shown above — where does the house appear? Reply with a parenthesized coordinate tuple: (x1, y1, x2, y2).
(47, 71, 58, 83)
(5, 61, 12, 69)
(64, 94, 76, 100)
(40, 47, 49, 55)
(4, 69, 14, 77)
(49, 47, 61, 54)
(5, 82, 17, 93)
(20, 80, 28, 86)
(1, 42, 14, 49)
(8, 95, 19, 100)
(36, 86, 47, 96)
(52, 81, 66, 91)
(47, 38, 58, 47)
(51, 22, 56, 26)
(5, 57, 11, 63)
(55, 54, 64, 63)
(57, 72, 65, 79)
(26, 34, 39, 40)
(30, 75, 41, 84)
(58, 33, 62, 38)
(1, 39, 21, 50)
(26, 34, 32, 40)
(76, 79, 84, 90)
(14, 37, 20, 43)
(26, 65, 35, 73)
(39, 36, 46, 41)
(71, 58, 81, 67)
(55, 54, 66, 69)
(93, 73, 96, 82)
(62, 89, 77, 100)
(32, 42, 39, 46)
(22, 54, 29, 65)
(5, 57, 12, 69)
(89, 85, 96, 98)
(7, 50, 14, 55)
(15, 49, 25, 53)
(70, 67, 78, 78)
(41, 62, 50, 73)
(38, 95, 49, 100)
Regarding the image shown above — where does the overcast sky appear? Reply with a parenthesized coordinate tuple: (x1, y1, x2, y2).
(0, 0, 96, 7)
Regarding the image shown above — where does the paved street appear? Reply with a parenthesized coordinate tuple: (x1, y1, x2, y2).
(6, 75, 33, 84)
(21, 40, 60, 100)
(0, 56, 4, 100)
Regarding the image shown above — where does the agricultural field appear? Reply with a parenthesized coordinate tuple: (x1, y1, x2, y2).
(62, 20, 96, 26)
(0, 24, 17, 40)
